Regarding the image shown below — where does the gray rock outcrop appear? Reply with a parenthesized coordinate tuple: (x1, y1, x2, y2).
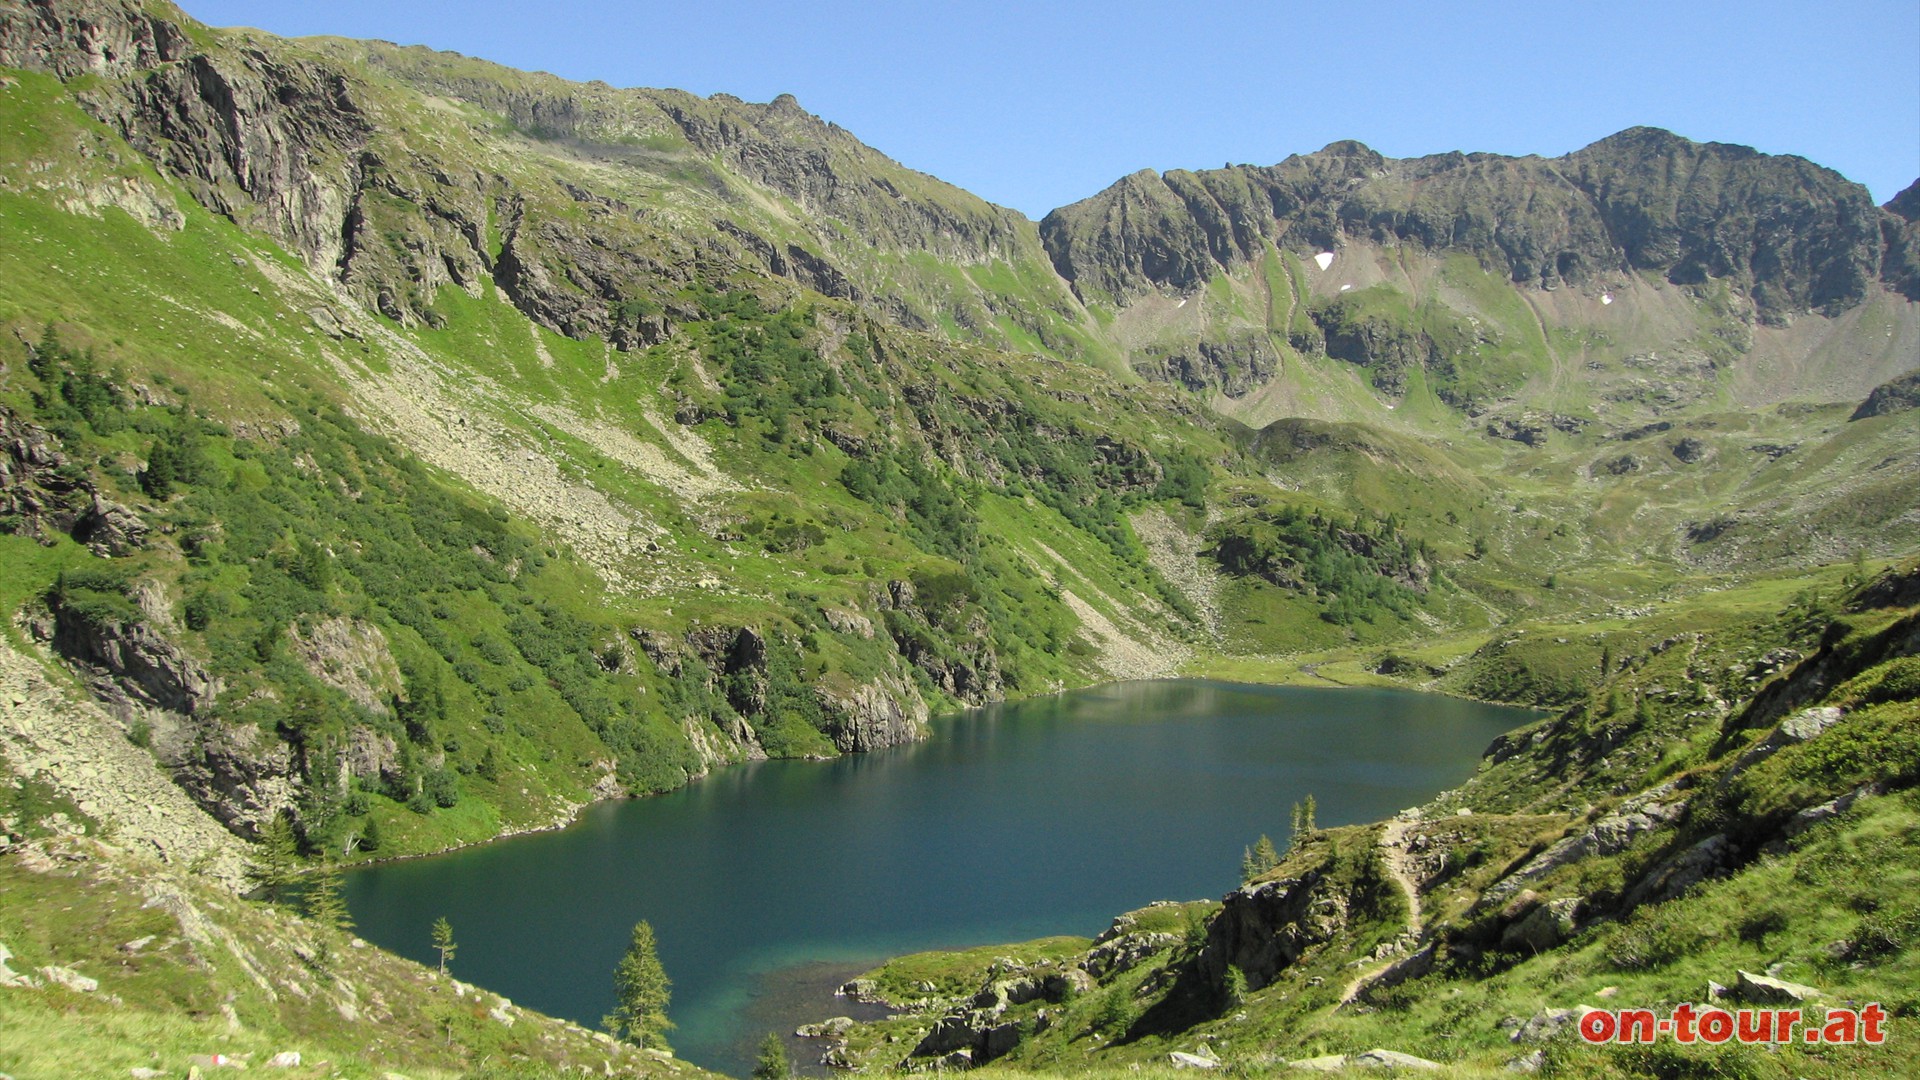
(1197, 872, 1349, 991)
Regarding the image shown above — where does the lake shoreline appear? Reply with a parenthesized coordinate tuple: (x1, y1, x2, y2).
(342, 681, 1538, 1077)
(353, 664, 1545, 873)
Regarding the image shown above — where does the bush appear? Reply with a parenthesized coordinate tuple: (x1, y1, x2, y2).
(1605, 908, 1708, 971)
(422, 768, 460, 809)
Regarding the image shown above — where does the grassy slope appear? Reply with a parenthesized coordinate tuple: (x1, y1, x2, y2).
(0, 833, 709, 1080)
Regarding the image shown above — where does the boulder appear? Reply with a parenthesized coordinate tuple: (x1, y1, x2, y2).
(1625, 834, 1733, 905)
(1505, 1049, 1547, 1073)
(1769, 781, 1888, 849)
(36, 964, 98, 992)
(836, 977, 878, 999)
(0, 942, 30, 988)
(1734, 970, 1821, 1004)
(1501, 898, 1581, 953)
(74, 494, 149, 556)
(1484, 787, 1686, 906)
(797, 1017, 855, 1039)
(1168, 1050, 1220, 1069)
(1043, 968, 1094, 999)
(1350, 1048, 1442, 1069)
(1509, 1006, 1598, 1043)
(1085, 931, 1181, 978)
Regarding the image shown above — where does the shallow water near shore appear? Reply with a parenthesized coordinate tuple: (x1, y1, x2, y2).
(343, 680, 1537, 1076)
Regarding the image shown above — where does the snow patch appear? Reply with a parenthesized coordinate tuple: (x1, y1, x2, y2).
(1314, 251, 1335, 271)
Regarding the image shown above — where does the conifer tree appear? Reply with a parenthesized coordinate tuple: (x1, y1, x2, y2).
(604, 920, 674, 1049)
(247, 812, 301, 904)
(303, 859, 354, 933)
(752, 1032, 791, 1080)
(432, 916, 458, 974)
(1243, 834, 1280, 880)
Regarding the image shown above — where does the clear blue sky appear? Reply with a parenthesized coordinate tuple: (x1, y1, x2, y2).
(186, 0, 1920, 218)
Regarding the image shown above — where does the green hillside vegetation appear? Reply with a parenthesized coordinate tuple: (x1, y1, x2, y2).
(0, 827, 702, 1079)
(0, 1, 1917, 1076)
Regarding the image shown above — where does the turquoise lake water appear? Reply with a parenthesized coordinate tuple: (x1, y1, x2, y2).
(343, 679, 1537, 1076)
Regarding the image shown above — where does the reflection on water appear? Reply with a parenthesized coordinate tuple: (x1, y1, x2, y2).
(344, 680, 1535, 1076)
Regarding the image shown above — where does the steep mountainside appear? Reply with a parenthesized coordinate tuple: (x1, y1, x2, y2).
(0, 0, 1102, 361)
(0, 0, 1917, 1075)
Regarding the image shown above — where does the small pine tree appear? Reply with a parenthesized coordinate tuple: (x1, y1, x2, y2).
(1600, 645, 1613, 677)
(1182, 905, 1211, 949)
(1301, 793, 1317, 833)
(360, 814, 383, 854)
(140, 438, 178, 499)
(604, 920, 674, 1049)
(1246, 834, 1280, 879)
(247, 812, 301, 904)
(432, 916, 457, 974)
(303, 860, 354, 933)
(752, 1032, 791, 1080)
(1222, 964, 1249, 1010)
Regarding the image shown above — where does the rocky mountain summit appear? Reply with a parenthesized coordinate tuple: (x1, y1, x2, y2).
(1042, 127, 1904, 322)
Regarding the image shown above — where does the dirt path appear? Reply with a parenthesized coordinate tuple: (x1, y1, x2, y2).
(1337, 815, 1424, 1006)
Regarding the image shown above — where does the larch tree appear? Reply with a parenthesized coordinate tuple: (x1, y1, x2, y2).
(432, 916, 457, 974)
(604, 919, 674, 1049)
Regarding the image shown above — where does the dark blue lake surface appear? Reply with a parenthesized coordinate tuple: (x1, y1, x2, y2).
(344, 680, 1535, 1076)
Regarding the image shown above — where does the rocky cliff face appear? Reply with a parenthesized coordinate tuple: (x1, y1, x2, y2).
(816, 671, 930, 753)
(1880, 178, 1920, 301)
(1195, 870, 1352, 991)
(1131, 332, 1278, 398)
(0, 0, 1078, 352)
(31, 577, 305, 837)
(0, 0, 184, 78)
(1041, 128, 1896, 325)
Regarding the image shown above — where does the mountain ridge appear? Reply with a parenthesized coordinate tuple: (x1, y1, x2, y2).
(1, 2, 1918, 1075)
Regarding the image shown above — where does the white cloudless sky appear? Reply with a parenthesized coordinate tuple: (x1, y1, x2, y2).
(184, 0, 1920, 217)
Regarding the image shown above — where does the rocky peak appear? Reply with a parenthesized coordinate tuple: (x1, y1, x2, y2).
(1881, 178, 1920, 301)
(1039, 125, 1896, 323)
(1889, 179, 1920, 223)
(1290, 138, 1388, 176)
(1559, 128, 1883, 318)
(0, 0, 187, 79)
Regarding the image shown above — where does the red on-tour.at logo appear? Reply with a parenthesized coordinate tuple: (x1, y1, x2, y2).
(1579, 1003, 1888, 1045)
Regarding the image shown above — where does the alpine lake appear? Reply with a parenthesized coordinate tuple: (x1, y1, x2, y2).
(343, 680, 1539, 1076)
